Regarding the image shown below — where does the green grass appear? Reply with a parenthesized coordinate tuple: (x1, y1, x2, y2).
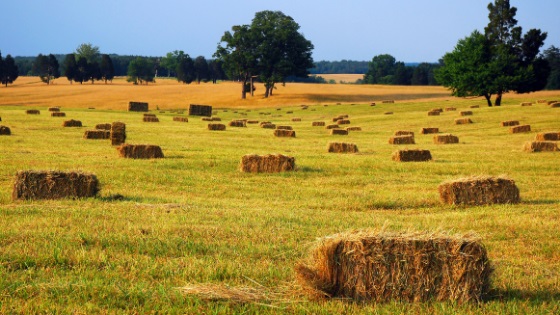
(1, 98, 560, 314)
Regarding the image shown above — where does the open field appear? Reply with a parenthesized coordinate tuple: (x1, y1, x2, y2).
(0, 80, 559, 313)
(312, 73, 364, 83)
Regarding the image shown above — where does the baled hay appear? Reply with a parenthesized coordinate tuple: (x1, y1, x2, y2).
(292, 118, 302, 122)
(143, 116, 159, 122)
(273, 129, 296, 137)
(523, 141, 559, 152)
(521, 102, 532, 106)
(501, 120, 519, 127)
(370, 102, 376, 106)
(84, 130, 110, 139)
(312, 121, 326, 127)
(332, 116, 343, 122)
(12, 170, 99, 200)
(0, 126, 11, 135)
(550, 102, 560, 108)
(547, 100, 558, 105)
(110, 122, 126, 146)
(438, 175, 520, 205)
(62, 119, 82, 127)
(325, 124, 339, 130)
(276, 125, 293, 130)
(392, 149, 432, 162)
(535, 132, 560, 141)
(427, 110, 440, 116)
(389, 135, 415, 144)
(420, 127, 439, 134)
(189, 104, 213, 117)
(128, 101, 149, 112)
(445, 107, 457, 111)
(536, 100, 547, 103)
(229, 120, 247, 127)
(509, 125, 531, 133)
(460, 111, 473, 116)
(208, 123, 226, 131)
(394, 130, 414, 137)
(328, 142, 358, 153)
(346, 126, 362, 131)
(239, 154, 295, 173)
(26, 110, 40, 115)
(51, 112, 66, 117)
(259, 121, 271, 126)
(336, 119, 351, 125)
(330, 129, 348, 135)
(470, 105, 480, 108)
(117, 144, 164, 159)
(431, 108, 443, 112)
(95, 123, 112, 130)
(143, 113, 156, 117)
(455, 118, 473, 125)
(433, 134, 459, 144)
(173, 116, 188, 122)
(382, 100, 394, 103)
(384, 112, 393, 115)
(296, 230, 492, 303)
(201, 117, 213, 121)
(48, 107, 60, 112)
(261, 123, 276, 129)
(211, 117, 222, 121)
(246, 120, 258, 124)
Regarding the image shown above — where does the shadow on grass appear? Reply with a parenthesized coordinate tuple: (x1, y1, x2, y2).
(521, 199, 560, 205)
(487, 288, 560, 303)
(297, 166, 323, 173)
(98, 194, 140, 202)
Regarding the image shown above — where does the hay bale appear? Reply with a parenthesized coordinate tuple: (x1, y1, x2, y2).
(501, 120, 519, 127)
(455, 118, 473, 125)
(420, 127, 439, 134)
(392, 149, 432, 162)
(12, 170, 100, 200)
(48, 107, 60, 112)
(535, 132, 560, 141)
(84, 130, 110, 139)
(259, 121, 271, 126)
(239, 154, 295, 173)
(143, 113, 156, 117)
(62, 119, 82, 127)
(26, 110, 40, 115)
(212, 117, 222, 121)
(328, 142, 358, 153)
(95, 123, 112, 130)
(276, 125, 293, 130)
(208, 123, 226, 131)
(427, 110, 441, 116)
(445, 107, 457, 111)
(382, 100, 394, 103)
(325, 124, 339, 130)
(189, 104, 213, 117)
(470, 105, 479, 108)
(286, 111, 293, 114)
(509, 125, 531, 133)
(117, 144, 164, 159)
(292, 118, 302, 122)
(229, 120, 247, 127)
(384, 112, 393, 115)
(312, 121, 326, 127)
(51, 112, 66, 117)
(274, 129, 296, 137)
(394, 130, 414, 137)
(296, 230, 492, 303)
(331, 129, 348, 135)
(173, 117, 189, 122)
(389, 135, 415, 144)
(246, 120, 258, 124)
(438, 175, 520, 205)
(261, 123, 276, 129)
(521, 102, 532, 106)
(110, 122, 126, 146)
(370, 102, 376, 106)
(0, 126, 11, 135)
(547, 100, 558, 105)
(128, 101, 149, 112)
(434, 134, 459, 144)
(346, 126, 362, 131)
(536, 100, 547, 104)
(336, 119, 351, 125)
(460, 111, 473, 116)
(551, 102, 560, 108)
(201, 117, 213, 121)
(431, 108, 443, 113)
(523, 141, 559, 152)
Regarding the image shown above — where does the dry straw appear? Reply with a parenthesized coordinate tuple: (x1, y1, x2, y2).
(328, 142, 358, 153)
(12, 170, 100, 200)
(208, 123, 226, 131)
(433, 134, 459, 144)
(509, 125, 531, 133)
(548, 100, 558, 105)
(239, 154, 295, 173)
(62, 119, 82, 127)
(0, 126, 11, 135)
(438, 175, 520, 205)
(84, 130, 110, 140)
(501, 120, 519, 127)
(455, 118, 473, 125)
(212, 117, 222, 121)
(292, 118, 302, 122)
(110, 122, 126, 146)
(296, 230, 492, 303)
(427, 110, 440, 116)
(550, 102, 560, 108)
(535, 132, 560, 141)
(470, 105, 480, 108)
(247, 120, 258, 124)
(128, 101, 149, 112)
(384, 112, 394, 115)
(274, 129, 296, 137)
(392, 149, 432, 162)
(143, 116, 159, 122)
(523, 141, 558, 152)
(336, 119, 351, 125)
(312, 122, 325, 127)
(229, 120, 247, 127)
(201, 117, 213, 121)
(261, 123, 276, 129)
(117, 144, 164, 159)
(420, 127, 439, 134)
(331, 129, 348, 135)
(51, 112, 66, 117)
(536, 100, 547, 104)
(389, 135, 415, 144)
(95, 123, 112, 130)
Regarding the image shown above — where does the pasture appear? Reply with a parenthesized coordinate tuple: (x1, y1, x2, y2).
(0, 78, 559, 314)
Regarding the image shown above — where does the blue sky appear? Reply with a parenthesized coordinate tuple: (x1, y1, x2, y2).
(3, 0, 559, 62)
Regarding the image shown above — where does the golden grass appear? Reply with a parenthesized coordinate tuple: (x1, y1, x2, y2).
(313, 74, 364, 83)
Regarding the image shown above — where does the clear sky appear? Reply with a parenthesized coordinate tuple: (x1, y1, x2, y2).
(2, 0, 559, 62)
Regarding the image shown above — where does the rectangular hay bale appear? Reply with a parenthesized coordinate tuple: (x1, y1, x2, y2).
(110, 122, 126, 146)
(62, 119, 82, 127)
(509, 125, 531, 133)
(327, 142, 358, 153)
(346, 126, 362, 131)
(388, 135, 415, 144)
(128, 102, 149, 112)
(12, 170, 99, 200)
(274, 129, 296, 137)
(535, 132, 560, 141)
(433, 134, 459, 144)
(460, 111, 473, 116)
(117, 144, 164, 159)
(26, 110, 40, 115)
(501, 120, 519, 127)
(189, 104, 213, 117)
(438, 175, 520, 205)
(523, 141, 559, 152)
(276, 125, 293, 130)
(84, 130, 110, 139)
(312, 122, 326, 127)
(455, 118, 473, 125)
(330, 129, 349, 135)
(95, 123, 112, 130)
(420, 127, 439, 134)
(208, 123, 226, 131)
(173, 117, 189, 122)
(229, 120, 247, 127)
(51, 112, 66, 117)
(392, 149, 432, 162)
(239, 154, 295, 173)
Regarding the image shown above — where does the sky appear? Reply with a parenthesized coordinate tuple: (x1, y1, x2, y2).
(2, 0, 559, 62)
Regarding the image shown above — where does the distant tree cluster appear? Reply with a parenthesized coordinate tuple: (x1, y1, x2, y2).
(362, 54, 439, 85)
(158, 51, 225, 84)
(62, 44, 115, 84)
(0, 52, 19, 87)
(544, 46, 560, 90)
(310, 60, 369, 74)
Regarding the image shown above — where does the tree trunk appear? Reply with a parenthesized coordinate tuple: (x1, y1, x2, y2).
(241, 77, 247, 99)
(484, 94, 493, 107)
(495, 92, 502, 106)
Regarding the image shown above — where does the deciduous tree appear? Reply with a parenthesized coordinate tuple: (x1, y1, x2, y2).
(100, 54, 115, 84)
(0, 53, 19, 87)
(34, 54, 60, 84)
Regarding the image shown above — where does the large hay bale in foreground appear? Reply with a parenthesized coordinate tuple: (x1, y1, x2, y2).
(208, 123, 226, 131)
(501, 120, 519, 127)
(84, 130, 110, 139)
(392, 149, 432, 162)
(438, 176, 520, 205)
(95, 123, 112, 130)
(389, 135, 415, 144)
(189, 104, 213, 117)
(117, 144, 164, 159)
(128, 101, 149, 112)
(509, 125, 531, 133)
(331, 129, 348, 135)
(0, 126, 11, 135)
(26, 110, 40, 115)
(12, 170, 100, 200)
(274, 129, 296, 137)
(239, 154, 295, 173)
(296, 230, 492, 303)
(420, 127, 439, 134)
(328, 142, 358, 153)
(433, 134, 459, 144)
(51, 112, 66, 117)
(535, 132, 560, 141)
(523, 141, 559, 152)
(110, 122, 126, 146)
(62, 119, 82, 127)
(455, 118, 473, 125)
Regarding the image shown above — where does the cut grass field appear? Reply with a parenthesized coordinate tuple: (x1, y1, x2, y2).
(0, 78, 559, 314)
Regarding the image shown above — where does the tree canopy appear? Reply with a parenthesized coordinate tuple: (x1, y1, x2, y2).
(33, 54, 60, 84)
(0, 53, 19, 87)
(127, 57, 155, 85)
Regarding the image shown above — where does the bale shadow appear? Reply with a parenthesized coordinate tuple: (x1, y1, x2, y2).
(486, 288, 560, 303)
(521, 199, 559, 205)
(98, 194, 139, 202)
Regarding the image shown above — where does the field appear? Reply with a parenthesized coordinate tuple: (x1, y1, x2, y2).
(0, 78, 559, 314)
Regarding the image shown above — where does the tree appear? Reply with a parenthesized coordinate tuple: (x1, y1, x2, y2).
(76, 43, 100, 63)
(127, 57, 155, 85)
(33, 54, 60, 84)
(160, 51, 182, 77)
(208, 59, 225, 84)
(193, 56, 209, 84)
(0, 53, 19, 87)
(74, 56, 88, 84)
(86, 61, 102, 84)
(363, 54, 397, 84)
(63, 54, 77, 84)
(176, 53, 194, 84)
(100, 54, 115, 83)
(544, 46, 560, 90)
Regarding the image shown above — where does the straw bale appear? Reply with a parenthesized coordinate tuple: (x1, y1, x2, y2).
(117, 144, 164, 159)
(201, 117, 213, 121)
(110, 122, 126, 146)
(173, 117, 189, 122)
(455, 118, 473, 125)
(95, 123, 112, 130)
(261, 123, 276, 129)
(128, 101, 149, 112)
(0, 126, 11, 135)
(445, 107, 457, 111)
(296, 230, 492, 303)
(535, 132, 560, 141)
(26, 110, 40, 115)
(48, 107, 60, 112)
(143, 113, 156, 117)
(189, 104, 213, 117)
(62, 119, 82, 127)
(229, 120, 246, 127)
(389, 135, 415, 144)
(84, 130, 110, 139)
(470, 105, 480, 108)
(382, 100, 394, 103)
(259, 121, 271, 126)
(551, 102, 560, 108)
(328, 142, 358, 153)
(420, 127, 439, 134)
(286, 111, 293, 114)
(292, 118, 302, 122)
(384, 112, 393, 115)
(521, 102, 532, 106)
(547, 100, 558, 105)
(509, 125, 531, 133)
(276, 125, 293, 130)
(346, 127, 362, 131)
(438, 175, 520, 205)
(370, 102, 376, 106)
(51, 112, 66, 117)
(331, 129, 348, 135)
(12, 170, 100, 200)
(325, 124, 339, 130)
(460, 111, 473, 116)
(431, 108, 443, 113)
(332, 117, 342, 122)
(274, 129, 296, 137)
(337, 119, 351, 125)
(208, 123, 226, 131)
(392, 149, 432, 162)
(427, 110, 440, 116)
(523, 141, 558, 152)
(536, 100, 547, 104)
(395, 130, 414, 137)
(239, 154, 295, 173)
(212, 117, 222, 121)
(501, 120, 519, 127)
(312, 121, 326, 127)
(433, 134, 459, 144)
(246, 120, 259, 124)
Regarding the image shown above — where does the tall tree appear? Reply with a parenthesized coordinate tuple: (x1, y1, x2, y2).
(193, 56, 209, 84)
(127, 57, 155, 85)
(76, 43, 100, 63)
(33, 54, 60, 84)
(100, 54, 115, 83)
(1, 53, 19, 87)
(363, 54, 397, 84)
(86, 61, 102, 84)
(176, 53, 194, 84)
(160, 51, 181, 77)
(208, 59, 225, 84)
(544, 46, 560, 90)
(74, 56, 88, 84)
(63, 54, 77, 84)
